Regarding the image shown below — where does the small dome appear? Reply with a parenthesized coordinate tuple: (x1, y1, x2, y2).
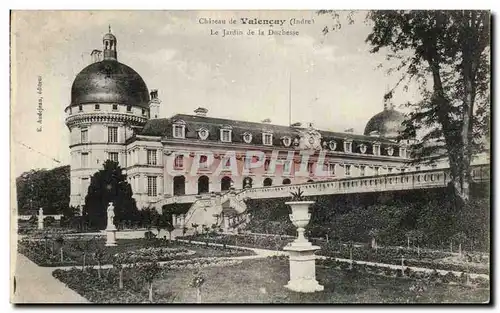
(71, 59, 150, 108)
(103, 32, 116, 41)
(364, 106, 405, 139)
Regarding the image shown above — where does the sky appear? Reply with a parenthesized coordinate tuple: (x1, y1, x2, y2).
(10, 10, 421, 177)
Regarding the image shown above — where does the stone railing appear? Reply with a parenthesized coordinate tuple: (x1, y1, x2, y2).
(242, 164, 489, 200)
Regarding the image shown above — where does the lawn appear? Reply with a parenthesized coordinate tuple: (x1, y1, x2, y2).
(19, 237, 254, 267)
(53, 257, 490, 303)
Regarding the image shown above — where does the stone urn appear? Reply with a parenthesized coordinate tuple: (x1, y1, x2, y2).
(283, 200, 323, 293)
(285, 201, 315, 248)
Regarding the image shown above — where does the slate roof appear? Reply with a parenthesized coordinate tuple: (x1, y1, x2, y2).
(139, 114, 403, 157)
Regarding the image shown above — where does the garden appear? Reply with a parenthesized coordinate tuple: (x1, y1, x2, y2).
(18, 235, 254, 268)
(51, 256, 489, 303)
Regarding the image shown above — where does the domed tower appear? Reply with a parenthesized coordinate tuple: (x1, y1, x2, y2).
(64, 28, 151, 207)
(364, 95, 405, 140)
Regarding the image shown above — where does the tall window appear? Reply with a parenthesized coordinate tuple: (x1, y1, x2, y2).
(374, 166, 380, 175)
(147, 150, 157, 165)
(221, 129, 232, 142)
(388, 167, 393, 173)
(199, 155, 208, 169)
(173, 124, 185, 139)
(81, 152, 89, 168)
(78, 104, 83, 111)
(174, 155, 184, 169)
(264, 159, 271, 171)
(81, 128, 88, 143)
(360, 165, 366, 176)
(345, 164, 351, 176)
(81, 177, 89, 195)
(373, 144, 381, 156)
(263, 133, 273, 146)
(147, 176, 157, 197)
(222, 157, 231, 170)
(108, 127, 118, 143)
(108, 152, 119, 163)
(283, 161, 292, 175)
(307, 162, 314, 174)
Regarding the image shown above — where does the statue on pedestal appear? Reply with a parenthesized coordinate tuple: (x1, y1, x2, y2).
(105, 202, 117, 246)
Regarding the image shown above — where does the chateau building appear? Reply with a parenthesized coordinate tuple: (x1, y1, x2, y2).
(65, 30, 450, 209)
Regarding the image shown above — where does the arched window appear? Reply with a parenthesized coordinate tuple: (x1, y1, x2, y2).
(282, 178, 291, 185)
(243, 177, 253, 189)
(198, 175, 209, 194)
(221, 176, 232, 191)
(263, 178, 273, 187)
(173, 176, 185, 196)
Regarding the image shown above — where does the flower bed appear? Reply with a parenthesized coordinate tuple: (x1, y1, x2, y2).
(115, 247, 195, 263)
(315, 257, 489, 289)
(19, 237, 254, 267)
(52, 258, 243, 303)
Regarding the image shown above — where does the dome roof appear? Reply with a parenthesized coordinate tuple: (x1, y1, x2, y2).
(71, 59, 150, 108)
(364, 106, 405, 138)
(103, 32, 116, 41)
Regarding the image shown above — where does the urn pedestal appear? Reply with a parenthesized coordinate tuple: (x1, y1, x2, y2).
(105, 225, 117, 247)
(283, 201, 324, 293)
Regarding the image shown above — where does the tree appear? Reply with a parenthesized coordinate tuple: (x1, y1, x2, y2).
(16, 165, 70, 215)
(320, 10, 490, 202)
(83, 160, 139, 230)
(93, 245, 107, 279)
(137, 261, 161, 302)
(113, 253, 129, 289)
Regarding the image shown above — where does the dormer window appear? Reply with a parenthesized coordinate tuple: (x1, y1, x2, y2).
(95, 104, 100, 110)
(220, 126, 232, 142)
(172, 120, 186, 139)
(243, 132, 253, 144)
(79, 104, 83, 112)
(373, 143, 381, 156)
(359, 144, 367, 154)
(263, 133, 273, 146)
(386, 146, 394, 156)
(282, 136, 291, 147)
(399, 147, 407, 158)
(198, 128, 209, 140)
(142, 108, 146, 116)
(329, 140, 337, 151)
(360, 165, 366, 176)
(344, 140, 352, 153)
(127, 105, 132, 112)
(112, 104, 118, 111)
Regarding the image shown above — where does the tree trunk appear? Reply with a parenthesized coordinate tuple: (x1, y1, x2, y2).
(326, 234, 329, 243)
(60, 247, 63, 263)
(169, 232, 172, 242)
(450, 241, 453, 253)
(119, 268, 123, 289)
(349, 248, 353, 269)
(407, 237, 410, 249)
(417, 245, 420, 257)
(196, 287, 202, 303)
(401, 256, 405, 276)
(371, 237, 376, 249)
(148, 282, 153, 302)
(459, 243, 462, 256)
(97, 261, 101, 279)
(82, 253, 86, 271)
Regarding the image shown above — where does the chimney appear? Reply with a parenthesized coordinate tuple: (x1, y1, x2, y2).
(261, 118, 271, 124)
(90, 49, 102, 63)
(194, 107, 208, 117)
(150, 89, 158, 100)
